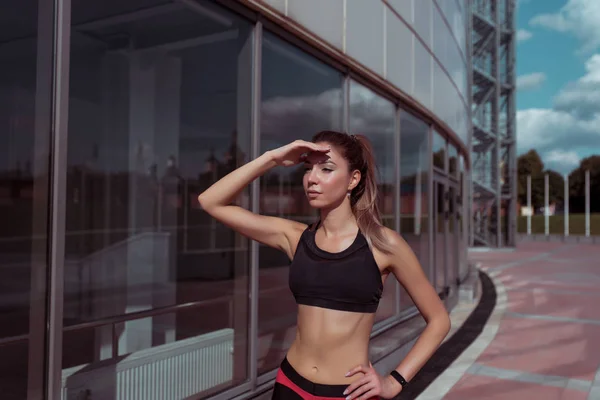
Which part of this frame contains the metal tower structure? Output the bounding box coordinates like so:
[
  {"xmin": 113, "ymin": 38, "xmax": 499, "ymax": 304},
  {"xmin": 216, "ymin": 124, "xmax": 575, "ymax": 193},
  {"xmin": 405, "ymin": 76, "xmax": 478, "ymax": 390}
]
[{"xmin": 470, "ymin": 0, "xmax": 517, "ymax": 247}]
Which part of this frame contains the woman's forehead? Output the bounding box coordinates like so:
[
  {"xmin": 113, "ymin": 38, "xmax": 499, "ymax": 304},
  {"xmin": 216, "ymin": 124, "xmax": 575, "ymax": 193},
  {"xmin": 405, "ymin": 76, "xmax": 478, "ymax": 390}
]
[{"xmin": 305, "ymin": 146, "xmax": 344, "ymax": 165}]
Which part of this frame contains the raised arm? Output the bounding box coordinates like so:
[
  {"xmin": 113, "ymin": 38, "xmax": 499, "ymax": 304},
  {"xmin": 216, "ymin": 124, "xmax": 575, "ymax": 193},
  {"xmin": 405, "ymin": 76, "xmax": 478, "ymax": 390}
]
[{"xmin": 197, "ymin": 140, "xmax": 330, "ymax": 260}]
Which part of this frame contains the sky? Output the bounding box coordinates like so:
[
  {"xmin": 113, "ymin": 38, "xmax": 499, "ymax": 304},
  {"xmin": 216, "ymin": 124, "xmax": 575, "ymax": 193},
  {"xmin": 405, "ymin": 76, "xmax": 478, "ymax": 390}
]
[{"xmin": 516, "ymin": 0, "xmax": 600, "ymax": 174}]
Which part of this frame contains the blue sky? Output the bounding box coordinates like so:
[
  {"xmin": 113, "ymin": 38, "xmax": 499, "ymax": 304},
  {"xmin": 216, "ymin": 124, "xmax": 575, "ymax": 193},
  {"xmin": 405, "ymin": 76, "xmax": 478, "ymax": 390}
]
[{"xmin": 516, "ymin": 0, "xmax": 600, "ymax": 174}]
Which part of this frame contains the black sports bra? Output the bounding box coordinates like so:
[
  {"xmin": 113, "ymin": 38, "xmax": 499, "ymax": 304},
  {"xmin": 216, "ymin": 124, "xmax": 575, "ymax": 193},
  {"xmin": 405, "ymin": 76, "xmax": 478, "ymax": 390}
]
[{"xmin": 289, "ymin": 222, "xmax": 384, "ymax": 313}]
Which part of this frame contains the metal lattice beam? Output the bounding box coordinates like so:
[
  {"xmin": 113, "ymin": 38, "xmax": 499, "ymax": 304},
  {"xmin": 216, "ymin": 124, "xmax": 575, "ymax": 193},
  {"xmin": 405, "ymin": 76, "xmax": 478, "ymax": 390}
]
[{"xmin": 469, "ymin": 0, "xmax": 517, "ymax": 247}]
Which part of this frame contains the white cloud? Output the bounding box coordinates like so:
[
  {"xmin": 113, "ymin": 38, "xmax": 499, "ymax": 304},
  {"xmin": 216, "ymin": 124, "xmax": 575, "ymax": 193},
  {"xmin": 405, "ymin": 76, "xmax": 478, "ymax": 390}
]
[
  {"xmin": 545, "ymin": 150, "xmax": 581, "ymax": 170},
  {"xmin": 553, "ymin": 54, "xmax": 600, "ymax": 119},
  {"xmin": 517, "ymin": 109, "xmax": 600, "ymax": 173},
  {"xmin": 261, "ymin": 86, "xmax": 397, "ymax": 182},
  {"xmin": 517, "ymin": 29, "xmax": 533, "ymax": 42},
  {"xmin": 517, "ymin": 54, "xmax": 600, "ymax": 174},
  {"xmin": 579, "ymin": 54, "xmax": 600, "ymax": 83},
  {"xmin": 516, "ymin": 72, "xmax": 547, "ymax": 90},
  {"xmin": 530, "ymin": 0, "xmax": 600, "ymax": 54}
]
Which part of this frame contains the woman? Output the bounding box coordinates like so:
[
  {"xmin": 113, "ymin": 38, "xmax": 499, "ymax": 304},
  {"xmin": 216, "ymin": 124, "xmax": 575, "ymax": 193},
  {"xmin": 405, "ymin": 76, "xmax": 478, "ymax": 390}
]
[{"xmin": 198, "ymin": 130, "xmax": 450, "ymax": 400}]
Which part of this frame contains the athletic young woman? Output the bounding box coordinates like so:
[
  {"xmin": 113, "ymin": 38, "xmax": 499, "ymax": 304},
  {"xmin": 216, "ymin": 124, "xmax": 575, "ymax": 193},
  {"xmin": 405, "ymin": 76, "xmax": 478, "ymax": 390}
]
[{"xmin": 198, "ymin": 130, "xmax": 451, "ymax": 400}]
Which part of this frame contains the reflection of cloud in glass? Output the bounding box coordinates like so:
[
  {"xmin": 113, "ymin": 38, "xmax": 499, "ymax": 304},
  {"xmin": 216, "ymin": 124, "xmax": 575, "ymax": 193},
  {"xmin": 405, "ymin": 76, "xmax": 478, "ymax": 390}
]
[
  {"xmin": 349, "ymin": 85, "xmax": 395, "ymax": 134},
  {"xmin": 400, "ymin": 112, "xmax": 429, "ymax": 179},
  {"xmin": 262, "ymin": 83, "xmax": 401, "ymax": 183},
  {"xmin": 261, "ymin": 88, "xmax": 343, "ymax": 142},
  {"xmin": 349, "ymin": 81, "xmax": 395, "ymax": 183}
]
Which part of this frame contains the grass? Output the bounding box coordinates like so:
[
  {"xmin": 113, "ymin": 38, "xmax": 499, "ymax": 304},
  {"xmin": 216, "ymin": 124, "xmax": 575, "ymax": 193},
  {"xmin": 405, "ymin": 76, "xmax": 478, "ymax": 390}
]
[{"xmin": 517, "ymin": 214, "xmax": 600, "ymax": 236}]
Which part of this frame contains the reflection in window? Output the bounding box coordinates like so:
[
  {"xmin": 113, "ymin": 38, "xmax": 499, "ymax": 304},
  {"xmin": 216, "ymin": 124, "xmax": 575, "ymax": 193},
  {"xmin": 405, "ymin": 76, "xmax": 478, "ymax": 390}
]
[
  {"xmin": 63, "ymin": 2, "xmax": 252, "ymax": 398},
  {"xmin": 258, "ymin": 31, "xmax": 344, "ymax": 374},
  {"xmin": 0, "ymin": 0, "xmax": 52, "ymax": 397},
  {"xmin": 447, "ymin": 184, "xmax": 458, "ymax": 292},
  {"xmin": 349, "ymin": 80, "xmax": 397, "ymax": 323},
  {"xmin": 399, "ymin": 111, "xmax": 430, "ymax": 310},
  {"xmin": 433, "ymin": 131, "xmax": 446, "ymax": 171},
  {"xmin": 449, "ymin": 144, "xmax": 458, "ymax": 177},
  {"xmin": 458, "ymin": 156, "xmax": 467, "ymax": 280},
  {"xmin": 434, "ymin": 180, "xmax": 446, "ymax": 293}
]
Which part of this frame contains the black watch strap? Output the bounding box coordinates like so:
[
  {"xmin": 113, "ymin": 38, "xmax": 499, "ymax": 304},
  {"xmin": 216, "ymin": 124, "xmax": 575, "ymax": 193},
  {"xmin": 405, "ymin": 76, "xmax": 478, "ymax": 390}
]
[{"xmin": 390, "ymin": 370, "xmax": 408, "ymax": 387}]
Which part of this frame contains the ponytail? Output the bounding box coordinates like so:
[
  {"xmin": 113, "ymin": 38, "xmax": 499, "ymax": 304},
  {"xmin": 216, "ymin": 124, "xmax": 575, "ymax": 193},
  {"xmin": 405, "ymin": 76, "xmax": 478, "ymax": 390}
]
[{"xmin": 351, "ymin": 135, "xmax": 395, "ymax": 255}]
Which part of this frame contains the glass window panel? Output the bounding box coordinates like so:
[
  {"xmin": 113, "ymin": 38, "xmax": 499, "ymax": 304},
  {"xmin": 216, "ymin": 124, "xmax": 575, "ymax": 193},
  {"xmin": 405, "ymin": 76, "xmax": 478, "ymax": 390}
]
[
  {"xmin": 434, "ymin": 180, "xmax": 446, "ymax": 293},
  {"xmin": 0, "ymin": 0, "xmax": 53, "ymax": 397},
  {"xmin": 348, "ymin": 80, "xmax": 396, "ymax": 322},
  {"xmin": 449, "ymin": 144, "xmax": 458, "ymax": 177},
  {"xmin": 460, "ymin": 95, "xmax": 469, "ymax": 144},
  {"xmin": 433, "ymin": 131, "xmax": 446, "ymax": 171},
  {"xmin": 447, "ymin": 184, "xmax": 458, "ymax": 291},
  {"xmin": 346, "ymin": 0, "xmax": 384, "ymax": 75},
  {"xmin": 64, "ymin": 2, "xmax": 253, "ymax": 398},
  {"xmin": 414, "ymin": 41, "xmax": 432, "ymax": 109},
  {"xmin": 399, "ymin": 112, "xmax": 430, "ymax": 310},
  {"xmin": 259, "ymin": 31, "xmax": 344, "ymax": 374},
  {"xmin": 456, "ymin": 103, "xmax": 465, "ymax": 143},
  {"xmin": 433, "ymin": 62, "xmax": 448, "ymax": 127},
  {"xmin": 458, "ymin": 155, "xmax": 467, "ymax": 280}
]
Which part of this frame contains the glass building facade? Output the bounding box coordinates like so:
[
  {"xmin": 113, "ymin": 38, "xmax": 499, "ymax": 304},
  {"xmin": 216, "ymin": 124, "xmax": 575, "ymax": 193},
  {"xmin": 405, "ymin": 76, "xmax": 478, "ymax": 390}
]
[{"xmin": 0, "ymin": 0, "xmax": 470, "ymax": 399}]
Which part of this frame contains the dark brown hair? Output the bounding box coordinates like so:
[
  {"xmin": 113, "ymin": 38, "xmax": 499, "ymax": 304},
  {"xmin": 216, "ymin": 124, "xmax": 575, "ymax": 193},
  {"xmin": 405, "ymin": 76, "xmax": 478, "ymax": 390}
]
[{"xmin": 311, "ymin": 130, "xmax": 394, "ymax": 254}]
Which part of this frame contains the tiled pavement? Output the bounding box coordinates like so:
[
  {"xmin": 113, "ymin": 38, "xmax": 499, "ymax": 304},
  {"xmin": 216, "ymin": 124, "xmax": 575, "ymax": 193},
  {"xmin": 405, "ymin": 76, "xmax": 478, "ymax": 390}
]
[{"xmin": 417, "ymin": 242, "xmax": 600, "ymax": 400}]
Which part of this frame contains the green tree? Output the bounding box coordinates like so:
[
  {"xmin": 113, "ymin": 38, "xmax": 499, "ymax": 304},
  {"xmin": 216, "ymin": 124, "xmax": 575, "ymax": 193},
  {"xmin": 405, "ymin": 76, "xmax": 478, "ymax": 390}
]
[
  {"xmin": 569, "ymin": 155, "xmax": 600, "ymax": 213},
  {"xmin": 517, "ymin": 150, "xmax": 544, "ymax": 210},
  {"xmin": 545, "ymin": 169, "xmax": 565, "ymax": 207}
]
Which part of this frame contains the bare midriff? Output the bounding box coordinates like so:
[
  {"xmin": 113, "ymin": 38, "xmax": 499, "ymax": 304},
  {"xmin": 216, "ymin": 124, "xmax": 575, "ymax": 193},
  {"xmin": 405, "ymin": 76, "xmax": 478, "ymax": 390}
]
[{"xmin": 285, "ymin": 304, "xmax": 375, "ymax": 385}]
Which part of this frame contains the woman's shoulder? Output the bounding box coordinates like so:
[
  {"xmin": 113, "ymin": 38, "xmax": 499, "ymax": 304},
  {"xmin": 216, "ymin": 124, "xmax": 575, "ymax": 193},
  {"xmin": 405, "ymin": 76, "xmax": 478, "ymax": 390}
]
[
  {"xmin": 284, "ymin": 220, "xmax": 312, "ymax": 256},
  {"xmin": 379, "ymin": 226, "xmax": 403, "ymax": 246},
  {"xmin": 372, "ymin": 226, "xmax": 411, "ymax": 264}
]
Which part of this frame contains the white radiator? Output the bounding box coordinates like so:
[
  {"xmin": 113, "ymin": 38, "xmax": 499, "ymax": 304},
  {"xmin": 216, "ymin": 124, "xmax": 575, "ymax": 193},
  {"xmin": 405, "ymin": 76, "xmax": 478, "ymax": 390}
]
[{"xmin": 61, "ymin": 328, "xmax": 234, "ymax": 400}]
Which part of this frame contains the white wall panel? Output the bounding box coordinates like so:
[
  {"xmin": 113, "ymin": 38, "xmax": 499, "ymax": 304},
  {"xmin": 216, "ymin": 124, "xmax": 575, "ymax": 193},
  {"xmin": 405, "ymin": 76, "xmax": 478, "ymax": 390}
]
[
  {"xmin": 386, "ymin": 8, "xmax": 413, "ymax": 96},
  {"xmin": 281, "ymin": 0, "xmax": 468, "ymax": 146},
  {"xmin": 414, "ymin": 0, "xmax": 432, "ymax": 48},
  {"xmin": 260, "ymin": 0, "xmax": 286, "ymax": 14},
  {"xmin": 287, "ymin": 0, "xmax": 344, "ymax": 49},
  {"xmin": 434, "ymin": 0, "xmax": 466, "ymax": 60},
  {"xmin": 433, "ymin": 0, "xmax": 468, "ymax": 116},
  {"xmin": 433, "ymin": 62, "xmax": 446, "ymax": 125},
  {"xmin": 450, "ymin": 42, "xmax": 467, "ymax": 99},
  {"xmin": 450, "ymin": 0, "xmax": 466, "ymax": 57},
  {"xmin": 346, "ymin": 0, "xmax": 384, "ymax": 75},
  {"xmin": 413, "ymin": 40, "xmax": 432, "ymax": 109},
  {"xmin": 434, "ymin": 0, "xmax": 449, "ymax": 25},
  {"xmin": 432, "ymin": 7, "xmax": 448, "ymax": 67},
  {"xmin": 388, "ymin": 0, "xmax": 413, "ymax": 24},
  {"xmin": 458, "ymin": 103, "xmax": 468, "ymax": 143}
]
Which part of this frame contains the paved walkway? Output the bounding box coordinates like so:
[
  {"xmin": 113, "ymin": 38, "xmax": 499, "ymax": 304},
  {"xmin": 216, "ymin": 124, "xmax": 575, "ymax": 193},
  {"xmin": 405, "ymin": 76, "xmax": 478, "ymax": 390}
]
[{"xmin": 419, "ymin": 242, "xmax": 600, "ymax": 400}]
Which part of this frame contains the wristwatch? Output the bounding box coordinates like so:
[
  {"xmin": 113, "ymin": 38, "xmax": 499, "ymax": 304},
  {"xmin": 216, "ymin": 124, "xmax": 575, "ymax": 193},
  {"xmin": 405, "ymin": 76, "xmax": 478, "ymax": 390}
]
[{"xmin": 390, "ymin": 370, "xmax": 408, "ymax": 388}]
